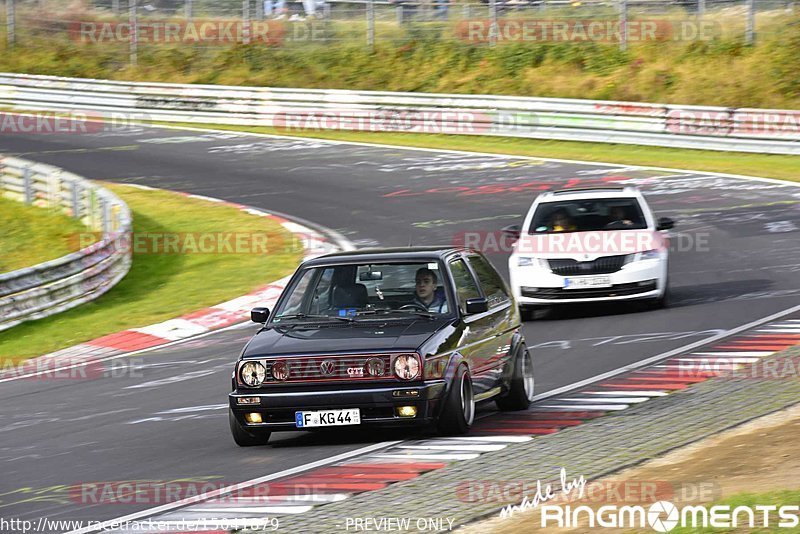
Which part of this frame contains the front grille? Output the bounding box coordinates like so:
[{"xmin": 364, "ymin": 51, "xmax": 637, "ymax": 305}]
[
  {"xmin": 262, "ymin": 353, "xmax": 397, "ymax": 383},
  {"xmin": 522, "ymin": 280, "xmax": 657, "ymax": 300},
  {"xmin": 548, "ymin": 254, "xmax": 627, "ymax": 276}
]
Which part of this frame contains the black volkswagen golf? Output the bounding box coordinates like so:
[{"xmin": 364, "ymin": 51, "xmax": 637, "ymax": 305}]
[{"xmin": 229, "ymin": 247, "xmax": 535, "ymax": 446}]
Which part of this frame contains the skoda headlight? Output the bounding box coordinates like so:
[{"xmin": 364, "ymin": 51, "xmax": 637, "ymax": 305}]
[
  {"xmin": 394, "ymin": 354, "xmax": 421, "ymax": 380},
  {"xmin": 240, "ymin": 361, "xmax": 266, "ymax": 387},
  {"xmin": 516, "ymin": 256, "xmax": 549, "ymax": 269},
  {"xmin": 625, "ymin": 249, "xmax": 661, "ymax": 265}
]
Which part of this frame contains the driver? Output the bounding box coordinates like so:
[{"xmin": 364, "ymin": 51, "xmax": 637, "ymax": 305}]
[{"xmin": 413, "ymin": 268, "xmax": 448, "ymax": 313}]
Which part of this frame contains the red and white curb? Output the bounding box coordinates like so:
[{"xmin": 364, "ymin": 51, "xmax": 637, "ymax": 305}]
[
  {"xmin": 89, "ymin": 315, "xmax": 800, "ymax": 533},
  {"xmin": 0, "ymin": 186, "xmax": 351, "ymax": 380}
]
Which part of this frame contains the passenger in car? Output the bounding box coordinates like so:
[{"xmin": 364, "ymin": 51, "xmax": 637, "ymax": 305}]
[
  {"xmin": 550, "ymin": 209, "xmax": 577, "ymax": 232},
  {"xmin": 413, "ymin": 268, "xmax": 449, "ymax": 313}
]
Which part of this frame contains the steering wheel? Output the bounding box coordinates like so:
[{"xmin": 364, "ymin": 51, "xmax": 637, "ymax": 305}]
[{"xmin": 399, "ymin": 303, "xmax": 429, "ymax": 312}]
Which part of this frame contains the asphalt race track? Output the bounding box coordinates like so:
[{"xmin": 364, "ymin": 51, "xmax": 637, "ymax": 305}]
[{"xmin": 1, "ymin": 125, "xmax": 799, "ymax": 531}]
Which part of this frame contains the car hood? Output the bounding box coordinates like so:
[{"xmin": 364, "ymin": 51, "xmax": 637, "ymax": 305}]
[
  {"xmin": 242, "ymin": 319, "xmax": 450, "ymax": 357},
  {"xmin": 512, "ymin": 229, "xmax": 664, "ymax": 260}
]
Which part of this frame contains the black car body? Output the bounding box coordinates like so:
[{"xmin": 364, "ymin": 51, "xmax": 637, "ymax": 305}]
[{"xmin": 228, "ymin": 247, "xmax": 535, "ymax": 446}]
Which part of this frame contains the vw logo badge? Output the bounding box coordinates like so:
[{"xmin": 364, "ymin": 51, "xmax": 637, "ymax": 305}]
[{"xmin": 320, "ymin": 359, "xmax": 337, "ymax": 376}]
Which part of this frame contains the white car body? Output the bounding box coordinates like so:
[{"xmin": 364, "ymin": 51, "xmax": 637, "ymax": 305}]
[{"xmin": 508, "ymin": 187, "xmax": 670, "ymax": 308}]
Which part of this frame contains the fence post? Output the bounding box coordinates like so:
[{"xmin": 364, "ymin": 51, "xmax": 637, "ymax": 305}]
[
  {"xmin": 243, "ymin": 0, "xmax": 251, "ymax": 44},
  {"xmin": 255, "ymin": 0, "xmax": 263, "ymax": 20},
  {"xmin": 367, "ymin": 0, "xmax": 375, "ymax": 48},
  {"xmin": 23, "ymin": 167, "xmax": 33, "ymax": 205},
  {"xmin": 71, "ymin": 180, "xmax": 81, "ymax": 220},
  {"xmin": 489, "ymin": 0, "xmax": 497, "ymax": 46},
  {"xmin": 129, "ymin": 0, "xmax": 137, "ymax": 66},
  {"xmin": 698, "ymin": 0, "xmax": 705, "ymax": 16},
  {"xmin": 745, "ymin": 0, "xmax": 755, "ymax": 44},
  {"xmin": 618, "ymin": 0, "xmax": 627, "ymax": 51},
  {"xmin": 185, "ymin": 0, "xmax": 192, "ymax": 20},
  {"xmin": 112, "ymin": 0, "xmax": 120, "ymax": 15},
  {"xmin": 396, "ymin": 4, "xmax": 403, "ymax": 24},
  {"xmin": 6, "ymin": 0, "xmax": 15, "ymax": 47}
]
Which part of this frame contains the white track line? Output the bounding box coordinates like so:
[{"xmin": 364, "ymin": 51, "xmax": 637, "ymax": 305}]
[
  {"xmin": 530, "ymin": 303, "xmax": 800, "ymax": 403},
  {"xmin": 62, "ymin": 440, "xmax": 400, "ymax": 534}
]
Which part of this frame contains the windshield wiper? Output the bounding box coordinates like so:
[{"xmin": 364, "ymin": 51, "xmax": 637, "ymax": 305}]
[
  {"xmin": 355, "ymin": 309, "xmax": 437, "ymax": 320},
  {"xmin": 273, "ymin": 313, "xmax": 353, "ymax": 323}
]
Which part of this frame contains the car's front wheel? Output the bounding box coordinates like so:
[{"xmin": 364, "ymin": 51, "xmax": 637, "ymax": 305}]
[
  {"xmin": 229, "ymin": 409, "xmax": 271, "ymax": 446},
  {"xmin": 496, "ymin": 344, "xmax": 535, "ymax": 411},
  {"xmin": 437, "ymin": 364, "xmax": 474, "ymax": 435}
]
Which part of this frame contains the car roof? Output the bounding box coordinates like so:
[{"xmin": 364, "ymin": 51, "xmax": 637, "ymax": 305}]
[
  {"xmin": 302, "ymin": 246, "xmax": 470, "ymax": 267},
  {"xmin": 536, "ymin": 186, "xmax": 641, "ymax": 202}
]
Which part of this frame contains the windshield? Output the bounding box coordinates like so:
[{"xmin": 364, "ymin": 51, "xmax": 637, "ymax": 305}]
[
  {"xmin": 271, "ymin": 261, "xmax": 453, "ymax": 322},
  {"xmin": 529, "ymin": 198, "xmax": 648, "ymax": 234}
]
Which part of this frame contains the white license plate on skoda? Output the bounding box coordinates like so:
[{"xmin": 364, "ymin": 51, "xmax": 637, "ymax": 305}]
[
  {"xmin": 295, "ymin": 408, "xmax": 361, "ymax": 428},
  {"xmin": 564, "ymin": 276, "xmax": 612, "ymax": 289}
]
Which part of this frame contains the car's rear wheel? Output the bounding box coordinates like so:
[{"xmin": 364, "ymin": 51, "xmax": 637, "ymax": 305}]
[
  {"xmin": 437, "ymin": 364, "xmax": 474, "ymax": 435},
  {"xmin": 496, "ymin": 345, "xmax": 535, "ymax": 411},
  {"xmin": 229, "ymin": 409, "xmax": 271, "ymax": 446}
]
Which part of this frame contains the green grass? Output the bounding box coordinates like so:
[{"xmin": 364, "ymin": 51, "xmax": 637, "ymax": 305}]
[
  {"xmin": 0, "ymin": 184, "xmax": 302, "ymax": 363},
  {"xmin": 1, "ymin": 10, "xmax": 799, "ymax": 108},
  {"xmin": 158, "ymin": 122, "xmax": 800, "ymax": 183},
  {"xmin": 669, "ymin": 489, "xmax": 800, "ymax": 533},
  {"xmin": 0, "ymin": 197, "xmax": 90, "ymax": 272}
]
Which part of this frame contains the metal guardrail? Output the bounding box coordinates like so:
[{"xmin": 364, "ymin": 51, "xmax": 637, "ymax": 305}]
[
  {"xmin": 0, "ymin": 72, "xmax": 798, "ymax": 154},
  {"xmin": 0, "ymin": 155, "xmax": 132, "ymax": 332}
]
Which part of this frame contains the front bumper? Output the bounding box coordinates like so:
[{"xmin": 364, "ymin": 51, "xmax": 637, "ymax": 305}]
[
  {"xmin": 510, "ymin": 258, "xmax": 667, "ymax": 305},
  {"xmin": 230, "ymin": 380, "xmax": 447, "ymax": 431}
]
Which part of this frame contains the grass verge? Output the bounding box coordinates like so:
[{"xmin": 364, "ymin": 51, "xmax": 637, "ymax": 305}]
[
  {"xmin": 0, "ymin": 197, "xmax": 89, "ymax": 272},
  {"xmin": 0, "ymin": 183, "xmax": 302, "ymax": 363},
  {"xmin": 159, "ymin": 122, "xmax": 800, "ymax": 183}
]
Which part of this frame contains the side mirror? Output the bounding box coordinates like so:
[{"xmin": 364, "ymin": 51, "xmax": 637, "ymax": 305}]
[
  {"xmin": 501, "ymin": 224, "xmax": 522, "ymax": 240},
  {"xmin": 465, "ymin": 297, "xmax": 489, "ymax": 315},
  {"xmin": 251, "ymin": 307, "xmax": 270, "ymax": 323},
  {"xmin": 657, "ymin": 217, "xmax": 675, "ymax": 231}
]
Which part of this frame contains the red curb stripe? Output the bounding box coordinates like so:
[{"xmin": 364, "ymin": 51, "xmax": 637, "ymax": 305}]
[
  {"xmin": 714, "ymin": 345, "xmax": 793, "ymax": 351},
  {"xmin": 337, "ymin": 462, "xmax": 447, "ymax": 471},
  {"xmin": 268, "ymin": 481, "xmax": 387, "ymax": 492},
  {"xmin": 629, "ymin": 373, "xmax": 710, "ymax": 383},
  {"xmin": 597, "ymin": 382, "xmax": 688, "ymax": 390},
  {"xmin": 299, "ymin": 471, "xmax": 420, "ymax": 481},
  {"xmin": 474, "ymin": 427, "xmax": 561, "ymax": 435},
  {"xmin": 86, "ymin": 330, "xmax": 168, "ymax": 350},
  {"xmin": 476, "ymin": 420, "xmax": 584, "ymax": 428},
  {"xmin": 521, "ymin": 411, "xmax": 606, "ymax": 419}
]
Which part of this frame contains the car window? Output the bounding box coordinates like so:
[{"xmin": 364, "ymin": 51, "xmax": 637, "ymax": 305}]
[
  {"xmin": 448, "ymin": 258, "xmax": 481, "ymax": 312},
  {"xmin": 529, "ymin": 198, "xmax": 648, "ymax": 233},
  {"xmin": 467, "ymin": 255, "xmax": 509, "ymax": 308}
]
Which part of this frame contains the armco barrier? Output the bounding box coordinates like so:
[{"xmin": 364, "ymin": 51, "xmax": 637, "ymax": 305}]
[
  {"xmin": 0, "ymin": 155, "xmax": 132, "ymax": 332},
  {"xmin": 0, "ymin": 72, "xmax": 799, "ymax": 154}
]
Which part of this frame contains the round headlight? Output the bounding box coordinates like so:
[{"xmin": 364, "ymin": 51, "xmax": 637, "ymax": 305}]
[
  {"xmin": 240, "ymin": 361, "xmax": 266, "ymax": 387},
  {"xmin": 271, "ymin": 360, "xmax": 290, "ymax": 381},
  {"xmin": 365, "ymin": 357, "xmax": 385, "ymax": 377},
  {"xmin": 394, "ymin": 354, "xmax": 420, "ymax": 380}
]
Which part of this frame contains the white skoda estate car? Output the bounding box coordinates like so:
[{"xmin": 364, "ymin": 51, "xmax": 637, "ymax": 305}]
[{"xmin": 506, "ymin": 187, "xmax": 674, "ymax": 319}]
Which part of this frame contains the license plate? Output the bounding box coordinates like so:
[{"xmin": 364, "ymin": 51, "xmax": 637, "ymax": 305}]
[
  {"xmin": 295, "ymin": 408, "xmax": 361, "ymax": 428},
  {"xmin": 564, "ymin": 276, "xmax": 612, "ymax": 289}
]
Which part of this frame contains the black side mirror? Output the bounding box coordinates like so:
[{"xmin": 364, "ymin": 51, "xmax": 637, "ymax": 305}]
[
  {"xmin": 657, "ymin": 217, "xmax": 675, "ymax": 231},
  {"xmin": 251, "ymin": 307, "xmax": 270, "ymax": 323},
  {"xmin": 465, "ymin": 297, "xmax": 489, "ymax": 315},
  {"xmin": 501, "ymin": 224, "xmax": 522, "ymax": 240}
]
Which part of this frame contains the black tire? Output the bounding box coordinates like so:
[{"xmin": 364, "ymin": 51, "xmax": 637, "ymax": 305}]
[
  {"xmin": 229, "ymin": 409, "xmax": 271, "ymax": 447},
  {"xmin": 519, "ymin": 305, "xmax": 536, "ymax": 321},
  {"xmin": 437, "ymin": 364, "xmax": 474, "ymax": 436},
  {"xmin": 649, "ymin": 280, "xmax": 670, "ymax": 310},
  {"xmin": 496, "ymin": 345, "xmax": 535, "ymax": 411}
]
